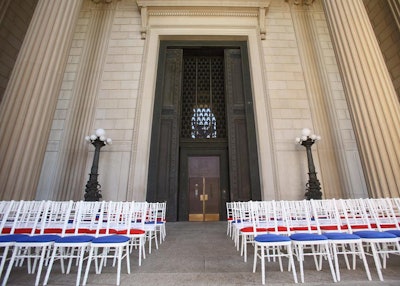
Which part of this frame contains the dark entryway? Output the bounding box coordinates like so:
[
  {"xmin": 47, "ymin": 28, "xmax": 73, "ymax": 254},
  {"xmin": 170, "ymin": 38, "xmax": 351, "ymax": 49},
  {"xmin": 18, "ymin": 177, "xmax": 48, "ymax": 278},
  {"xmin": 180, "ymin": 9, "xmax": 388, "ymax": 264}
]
[{"xmin": 147, "ymin": 41, "xmax": 261, "ymax": 221}]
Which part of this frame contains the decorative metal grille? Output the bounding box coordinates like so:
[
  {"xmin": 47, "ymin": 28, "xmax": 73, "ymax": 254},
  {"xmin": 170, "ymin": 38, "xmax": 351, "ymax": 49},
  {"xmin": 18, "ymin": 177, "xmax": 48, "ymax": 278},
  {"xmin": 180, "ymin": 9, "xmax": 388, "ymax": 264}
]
[{"xmin": 181, "ymin": 56, "xmax": 226, "ymax": 139}]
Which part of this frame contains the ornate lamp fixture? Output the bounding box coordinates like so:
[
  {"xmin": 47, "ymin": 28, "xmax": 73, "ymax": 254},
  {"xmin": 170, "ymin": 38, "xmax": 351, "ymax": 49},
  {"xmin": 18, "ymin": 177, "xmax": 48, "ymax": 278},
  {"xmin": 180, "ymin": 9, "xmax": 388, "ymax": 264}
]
[
  {"xmin": 84, "ymin": 128, "xmax": 112, "ymax": 201},
  {"xmin": 295, "ymin": 128, "xmax": 322, "ymax": 200}
]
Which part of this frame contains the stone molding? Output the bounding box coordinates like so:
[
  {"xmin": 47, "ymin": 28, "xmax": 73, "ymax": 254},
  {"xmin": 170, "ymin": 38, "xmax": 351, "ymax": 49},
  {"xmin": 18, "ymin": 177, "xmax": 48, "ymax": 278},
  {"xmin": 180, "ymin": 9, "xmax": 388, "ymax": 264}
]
[
  {"xmin": 285, "ymin": 0, "xmax": 315, "ymax": 5},
  {"xmin": 136, "ymin": 0, "xmax": 270, "ymax": 39}
]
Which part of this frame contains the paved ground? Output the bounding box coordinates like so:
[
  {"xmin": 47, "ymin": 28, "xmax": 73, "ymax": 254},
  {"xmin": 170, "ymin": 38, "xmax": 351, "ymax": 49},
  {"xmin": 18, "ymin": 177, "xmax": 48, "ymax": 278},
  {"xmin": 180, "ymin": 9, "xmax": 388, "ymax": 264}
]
[{"xmin": 3, "ymin": 221, "xmax": 400, "ymax": 285}]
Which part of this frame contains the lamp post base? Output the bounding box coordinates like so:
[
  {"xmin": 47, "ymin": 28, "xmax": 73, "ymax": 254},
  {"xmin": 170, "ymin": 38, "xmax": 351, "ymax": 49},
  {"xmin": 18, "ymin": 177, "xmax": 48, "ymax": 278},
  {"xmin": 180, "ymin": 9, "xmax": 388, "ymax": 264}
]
[
  {"xmin": 84, "ymin": 173, "xmax": 102, "ymax": 201},
  {"xmin": 304, "ymin": 177, "xmax": 322, "ymax": 200}
]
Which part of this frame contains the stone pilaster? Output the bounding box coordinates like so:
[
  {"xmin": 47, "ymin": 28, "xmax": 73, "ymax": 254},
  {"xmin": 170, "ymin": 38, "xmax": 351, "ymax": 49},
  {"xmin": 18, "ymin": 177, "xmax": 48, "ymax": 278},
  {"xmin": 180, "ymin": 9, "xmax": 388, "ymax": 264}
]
[
  {"xmin": 0, "ymin": 0, "xmax": 84, "ymax": 200},
  {"xmin": 289, "ymin": 3, "xmax": 344, "ymax": 199},
  {"xmin": 323, "ymin": 0, "xmax": 400, "ymax": 197},
  {"xmin": 52, "ymin": 1, "xmax": 117, "ymax": 201}
]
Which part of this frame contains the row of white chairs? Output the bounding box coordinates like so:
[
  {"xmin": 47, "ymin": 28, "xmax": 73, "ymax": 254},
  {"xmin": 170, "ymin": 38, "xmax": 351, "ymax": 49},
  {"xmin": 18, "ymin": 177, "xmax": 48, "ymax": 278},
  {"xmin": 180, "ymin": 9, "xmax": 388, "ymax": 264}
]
[
  {"xmin": 0, "ymin": 200, "xmax": 167, "ymax": 286},
  {"xmin": 226, "ymin": 198, "xmax": 400, "ymax": 284}
]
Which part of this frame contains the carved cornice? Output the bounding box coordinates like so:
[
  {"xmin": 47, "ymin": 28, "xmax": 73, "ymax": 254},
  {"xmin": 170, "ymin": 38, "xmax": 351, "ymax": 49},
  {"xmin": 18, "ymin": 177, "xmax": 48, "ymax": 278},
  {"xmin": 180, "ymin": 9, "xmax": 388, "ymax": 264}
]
[
  {"xmin": 92, "ymin": 0, "xmax": 113, "ymax": 3},
  {"xmin": 136, "ymin": 0, "xmax": 270, "ymax": 40},
  {"xmin": 285, "ymin": 0, "xmax": 315, "ymax": 5}
]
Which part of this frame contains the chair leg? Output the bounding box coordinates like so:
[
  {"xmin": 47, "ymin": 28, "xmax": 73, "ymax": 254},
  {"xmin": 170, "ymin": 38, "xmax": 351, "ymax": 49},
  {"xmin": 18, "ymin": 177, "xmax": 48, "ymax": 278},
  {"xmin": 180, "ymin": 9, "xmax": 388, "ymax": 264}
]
[
  {"xmin": 2, "ymin": 245, "xmax": 19, "ymax": 286},
  {"xmin": 43, "ymin": 245, "xmax": 58, "ymax": 286},
  {"xmin": 0, "ymin": 245, "xmax": 10, "ymax": 279},
  {"xmin": 357, "ymin": 241, "xmax": 372, "ymax": 281},
  {"xmin": 116, "ymin": 247, "xmax": 122, "ymax": 286},
  {"xmin": 75, "ymin": 246, "xmax": 87, "ymax": 286},
  {"xmin": 369, "ymin": 242, "xmax": 384, "ymax": 281},
  {"xmin": 287, "ymin": 246, "xmax": 298, "ymax": 283},
  {"xmin": 34, "ymin": 246, "xmax": 48, "ymax": 286},
  {"xmin": 82, "ymin": 247, "xmax": 94, "ymax": 286},
  {"xmin": 325, "ymin": 244, "xmax": 337, "ymax": 283},
  {"xmin": 252, "ymin": 244, "xmax": 258, "ymax": 273}
]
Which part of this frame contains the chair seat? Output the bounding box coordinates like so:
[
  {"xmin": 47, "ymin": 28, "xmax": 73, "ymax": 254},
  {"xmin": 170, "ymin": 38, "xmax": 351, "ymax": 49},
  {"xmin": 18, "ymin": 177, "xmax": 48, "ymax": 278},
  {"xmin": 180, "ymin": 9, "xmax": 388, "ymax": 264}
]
[
  {"xmin": 290, "ymin": 226, "xmax": 318, "ymax": 231},
  {"xmin": 129, "ymin": 229, "xmax": 146, "ymax": 235},
  {"xmin": 240, "ymin": 227, "xmax": 268, "ymax": 233},
  {"xmin": 13, "ymin": 228, "xmax": 33, "ymax": 234},
  {"xmin": 385, "ymin": 229, "xmax": 400, "ymax": 237},
  {"xmin": 43, "ymin": 228, "xmax": 63, "ymax": 234},
  {"xmin": 290, "ymin": 233, "xmax": 328, "ymax": 241},
  {"xmin": 255, "ymin": 233, "xmax": 291, "ymax": 243},
  {"xmin": 324, "ymin": 232, "xmax": 360, "ymax": 240},
  {"xmin": 17, "ymin": 235, "xmax": 61, "ymax": 243},
  {"xmin": 0, "ymin": 234, "xmax": 29, "ymax": 242},
  {"xmin": 74, "ymin": 228, "xmax": 97, "ymax": 234},
  {"xmin": 354, "ymin": 230, "xmax": 397, "ymax": 239},
  {"xmin": 266, "ymin": 226, "xmax": 288, "ymax": 232},
  {"xmin": 55, "ymin": 235, "xmax": 94, "ymax": 243},
  {"xmin": 344, "ymin": 224, "xmax": 369, "ymax": 230},
  {"xmin": 320, "ymin": 225, "xmax": 346, "ymax": 231},
  {"xmin": 92, "ymin": 235, "xmax": 130, "ymax": 244}
]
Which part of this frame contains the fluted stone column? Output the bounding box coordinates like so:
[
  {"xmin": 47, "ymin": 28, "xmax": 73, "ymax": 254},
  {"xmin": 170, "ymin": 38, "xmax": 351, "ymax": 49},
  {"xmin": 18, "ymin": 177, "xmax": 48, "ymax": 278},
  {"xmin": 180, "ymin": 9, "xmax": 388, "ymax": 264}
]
[
  {"xmin": 290, "ymin": 4, "xmax": 344, "ymax": 199},
  {"xmin": 0, "ymin": 0, "xmax": 84, "ymax": 200},
  {"xmin": 323, "ymin": 0, "xmax": 400, "ymax": 197},
  {"xmin": 52, "ymin": 2, "xmax": 117, "ymax": 201}
]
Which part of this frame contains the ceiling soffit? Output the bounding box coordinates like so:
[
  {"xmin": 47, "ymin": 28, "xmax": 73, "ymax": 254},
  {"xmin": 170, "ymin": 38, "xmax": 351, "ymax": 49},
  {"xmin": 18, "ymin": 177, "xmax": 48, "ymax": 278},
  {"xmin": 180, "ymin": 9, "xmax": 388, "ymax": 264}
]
[{"xmin": 136, "ymin": 0, "xmax": 271, "ymax": 39}]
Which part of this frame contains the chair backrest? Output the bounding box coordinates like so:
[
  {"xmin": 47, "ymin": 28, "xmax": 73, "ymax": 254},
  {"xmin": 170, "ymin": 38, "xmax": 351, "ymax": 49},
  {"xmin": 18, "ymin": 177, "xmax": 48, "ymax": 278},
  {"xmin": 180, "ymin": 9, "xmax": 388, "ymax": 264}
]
[
  {"xmin": 248, "ymin": 201, "xmax": 262, "ymax": 230},
  {"xmin": 337, "ymin": 198, "xmax": 373, "ymax": 233},
  {"xmin": 1, "ymin": 201, "xmax": 24, "ymax": 234},
  {"xmin": 38, "ymin": 200, "xmax": 74, "ymax": 235},
  {"xmin": 72, "ymin": 201, "xmax": 105, "ymax": 236},
  {"xmin": 130, "ymin": 201, "xmax": 147, "ymax": 230},
  {"xmin": 282, "ymin": 200, "xmax": 316, "ymax": 234},
  {"xmin": 310, "ymin": 199, "xmax": 344, "ymax": 234},
  {"xmin": 146, "ymin": 202, "xmax": 159, "ymax": 227},
  {"xmin": 366, "ymin": 198, "xmax": 399, "ymax": 231},
  {"xmin": 237, "ymin": 201, "xmax": 253, "ymax": 225},
  {"xmin": 389, "ymin": 197, "xmax": 400, "ymax": 226},
  {"xmin": 253, "ymin": 200, "xmax": 280, "ymax": 233},
  {"xmin": 226, "ymin": 202, "xmax": 234, "ymax": 221},
  {"xmin": 0, "ymin": 201, "xmax": 14, "ymax": 234},
  {"xmin": 11, "ymin": 200, "xmax": 46, "ymax": 235},
  {"xmin": 157, "ymin": 202, "xmax": 167, "ymax": 223},
  {"xmin": 102, "ymin": 201, "xmax": 133, "ymax": 235}
]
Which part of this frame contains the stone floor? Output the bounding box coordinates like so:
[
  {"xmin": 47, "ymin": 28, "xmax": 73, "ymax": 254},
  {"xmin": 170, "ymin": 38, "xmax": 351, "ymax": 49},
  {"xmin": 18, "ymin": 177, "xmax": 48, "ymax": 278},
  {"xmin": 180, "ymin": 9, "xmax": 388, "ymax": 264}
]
[{"xmin": 3, "ymin": 221, "xmax": 400, "ymax": 285}]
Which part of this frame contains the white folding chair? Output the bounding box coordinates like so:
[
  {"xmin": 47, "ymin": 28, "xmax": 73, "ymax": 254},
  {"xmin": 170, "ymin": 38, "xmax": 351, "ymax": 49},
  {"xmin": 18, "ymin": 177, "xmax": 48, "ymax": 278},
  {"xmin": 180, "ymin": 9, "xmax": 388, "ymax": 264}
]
[
  {"xmin": 230, "ymin": 202, "xmax": 247, "ymax": 248},
  {"xmin": 365, "ymin": 198, "xmax": 400, "ymax": 259},
  {"xmin": 388, "ymin": 197, "xmax": 400, "ymax": 227},
  {"xmin": 126, "ymin": 201, "xmax": 147, "ymax": 266},
  {"xmin": 43, "ymin": 201, "xmax": 100, "ymax": 286},
  {"xmin": 82, "ymin": 201, "xmax": 130, "ymax": 286},
  {"xmin": 239, "ymin": 201, "xmax": 268, "ymax": 262},
  {"xmin": 231, "ymin": 201, "xmax": 253, "ymax": 251},
  {"xmin": 284, "ymin": 200, "xmax": 337, "ymax": 283},
  {"xmin": 155, "ymin": 202, "xmax": 167, "ymax": 244},
  {"xmin": 0, "ymin": 201, "xmax": 28, "ymax": 279},
  {"xmin": 252, "ymin": 200, "xmax": 298, "ymax": 284},
  {"xmin": 226, "ymin": 202, "xmax": 234, "ymax": 237},
  {"xmin": 367, "ymin": 198, "xmax": 400, "ymax": 235},
  {"xmin": 2, "ymin": 201, "xmax": 61, "ymax": 286},
  {"xmin": 311, "ymin": 199, "xmax": 371, "ymax": 282},
  {"xmin": 144, "ymin": 203, "xmax": 159, "ymax": 254},
  {"xmin": 338, "ymin": 198, "xmax": 400, "ymax": 281}
]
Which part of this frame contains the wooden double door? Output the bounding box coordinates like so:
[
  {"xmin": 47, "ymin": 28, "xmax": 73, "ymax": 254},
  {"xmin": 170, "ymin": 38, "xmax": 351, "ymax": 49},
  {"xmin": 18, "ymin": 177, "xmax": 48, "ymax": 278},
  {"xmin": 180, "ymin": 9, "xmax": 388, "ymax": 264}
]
[
  {"xmin": 180, "ymin": 144, "xmax": 229, "ymax": 222},
  {"xmin": 147, "ymin": 41, "xmax": 261, "ymax": 221}
]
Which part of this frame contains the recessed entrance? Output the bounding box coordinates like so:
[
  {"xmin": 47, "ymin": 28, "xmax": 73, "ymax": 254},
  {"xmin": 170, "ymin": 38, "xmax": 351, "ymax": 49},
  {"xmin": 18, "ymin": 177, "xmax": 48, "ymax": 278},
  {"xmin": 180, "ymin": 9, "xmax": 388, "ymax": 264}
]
[{"xmin": 147, "ymin": 41, "xmax": 261, "ymax": 221}]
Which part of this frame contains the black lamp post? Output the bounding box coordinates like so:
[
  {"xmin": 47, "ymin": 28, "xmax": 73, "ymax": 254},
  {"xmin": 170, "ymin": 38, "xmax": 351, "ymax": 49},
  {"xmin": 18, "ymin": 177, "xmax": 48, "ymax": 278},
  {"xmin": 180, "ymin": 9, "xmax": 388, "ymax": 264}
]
[
  {"xmin": 296, "ymin": 128, "xmax": 322, "ymax": 200},
  {"xmin": 84, "ymin": 128, "xmax": 112, "ymax": 201}
]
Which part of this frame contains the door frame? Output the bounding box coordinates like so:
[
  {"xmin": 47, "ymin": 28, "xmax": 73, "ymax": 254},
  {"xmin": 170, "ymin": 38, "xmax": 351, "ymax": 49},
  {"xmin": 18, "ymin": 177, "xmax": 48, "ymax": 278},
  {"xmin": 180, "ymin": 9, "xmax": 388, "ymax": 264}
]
[
  {"xmin": 179, "ymin": 140, "xmax": 229, "ymax": 221},
  {"xmin": 146, "ymin": 41, "xmax": 262, "ymax": 221}
]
